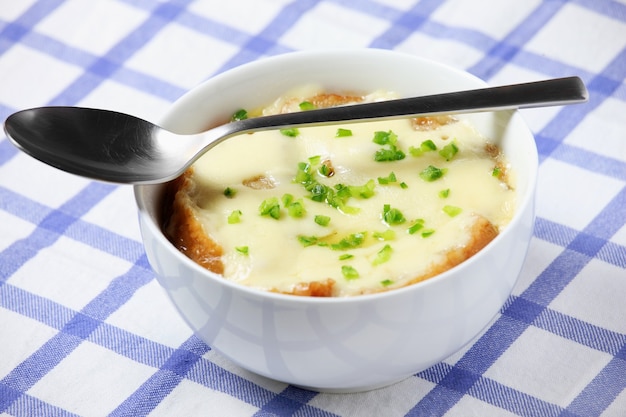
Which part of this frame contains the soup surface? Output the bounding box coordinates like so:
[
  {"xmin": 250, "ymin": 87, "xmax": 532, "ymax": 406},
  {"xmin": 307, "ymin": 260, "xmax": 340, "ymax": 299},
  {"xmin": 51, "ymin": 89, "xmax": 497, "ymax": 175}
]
[{"xmin": 164, "ymin": 88, "xmax": 516, "ymax": 296}]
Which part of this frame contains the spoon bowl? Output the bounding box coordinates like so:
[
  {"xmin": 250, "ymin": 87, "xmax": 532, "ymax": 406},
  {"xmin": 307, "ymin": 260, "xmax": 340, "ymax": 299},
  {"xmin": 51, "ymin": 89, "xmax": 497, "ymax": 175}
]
[{"xmin": 4, "ymin": 76, "xmax": 587, "ymax": 184}]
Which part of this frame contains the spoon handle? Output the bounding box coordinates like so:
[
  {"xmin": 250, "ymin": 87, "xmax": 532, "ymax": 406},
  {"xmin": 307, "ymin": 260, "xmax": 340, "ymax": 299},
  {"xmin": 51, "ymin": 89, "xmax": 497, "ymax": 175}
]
[{"xmin": 233, "ymin": 76, "xmax": 588, "ymax": 133}]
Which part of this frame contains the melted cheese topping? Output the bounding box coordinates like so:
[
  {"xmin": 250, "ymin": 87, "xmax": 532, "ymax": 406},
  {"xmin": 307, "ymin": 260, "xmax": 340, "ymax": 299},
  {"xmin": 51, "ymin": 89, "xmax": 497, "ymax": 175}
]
[{"xmin": 182, "ymin": 107, "xmax": 516, "ymax": 296}]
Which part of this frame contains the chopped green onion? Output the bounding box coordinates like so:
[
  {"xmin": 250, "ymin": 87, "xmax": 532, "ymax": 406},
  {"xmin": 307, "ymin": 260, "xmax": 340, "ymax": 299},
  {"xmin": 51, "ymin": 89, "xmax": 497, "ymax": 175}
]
[
  {"xmin": 377, "ymin": 172, "xmax": 397, "ymax": 185},
  {"xmin": 294, "ymin": 159, "xmax": 368, "ymax": 213},
  {"xmin": 224, "ymin": 187, "xmax": 237, "ymax": 198},
  {"xmin": 227, "ymin": 210, "xmax": 242, "ymax": 224},
  {"xmin": 443, "ymin": 205, "xmax": 462, "ymax": 217},
  {"xmin": 372, "ymin": 244, "xmax": 393, "ymax": 266},
  {"xmin": 309, "ymin": 183, "xmax": 329, "ymax": 202},
  {"xmin": 409, "ymin": 140, "xmax": 437, "ymax": 156},
  {"xmin": 299, "ymin": 101, "xmax": 316, "ymax": 111},
  {"xmin": 439, "ymin": 188, "xmax": 450, "ymax": 198},
  {"xmin": 297, "ymin": 235, "xmax": 319, "ymax": 247},
  {"xmin": 318, "ymin": 163, "xmax": 332, "ymax": 177},
  {"xmin": 259, "ymin": 197, "xmax": 281, "ymax": 220},
  {"xmin": 348, "ymin": 179, "xmax": 376, "ymax": 199},
  {"xmin": 439, "ymin": 141, "xmax": 459, "ymax": 161},
  {"xmin": 419, "ymin": 165, "xmax": 447, "ymax": 182},
  {"xmin": 280, "ymin": 128, "xmax": 300, "ymax": 137},
  {"xmin": 282, "ymin": 193, "xmax": 294, "ymax": 206},
  {"xmin": 407, "ymin": 219, "xmax": 425, "ymax": 235},
  {"xmin": 308, "ymin": 155, "xmax": 321, "ymax": 165},
  {"xmin": 492, "ymin": 166, "xmax": 502, "ymax": 178},
  {"xmin": 231, "ymin": 109, "xmax": 248, "ymax": 121},
  {"xmin": 339, "ymin": 254, "xmax": 354, "ymax": 260},
  {"xmin": 287, "ymin": 200, "xmax": 306, "ymax": 218},
  {"xmin": 331, "ymin": 232, "xmax": 367, "ymax": 251},
  {"xmin": 235, "ymin": 246, "xmax": 249, "ymax": 255},
  {"xmin": 282, "ymin": 194, "xmax": 306, "ymax": 218},
  {"xmin": 373, "ymin": 130, "xmax": 405, "ymax": 162},
  {"xmin": 421, "ymin": 229, "xmax": 435, "ymax": 238},
  {"xmin": 314, "ymin": 214, "xmax": 331, "ymax": 226},
  {"xmin": 341, "ymin": 265, "xmax": 360, "ymax": 280},
  {"xmin": 381, "ymin": 279, "xmax": 394, "ymax": 287},
  {"xmin": 336, "ymin": 128, "xmax": 353, "ymax": 137},
  {"xmin": 372, "ymin": 130, "xmax": 398, "ymax": 145},
  {"xmin": 373, "ymin": 229, "xmax": 396, "ymax": 241},
  {"xmin": 382, "ymin": 204, "xmax": 406, "ymax": 225},
  {"xmin": 400, "ymin": 182, "xmax": 408, "ymax": 189},
  {"xmin": 374, "ymin": 147, "xmax": 405, "ymax": 162}
]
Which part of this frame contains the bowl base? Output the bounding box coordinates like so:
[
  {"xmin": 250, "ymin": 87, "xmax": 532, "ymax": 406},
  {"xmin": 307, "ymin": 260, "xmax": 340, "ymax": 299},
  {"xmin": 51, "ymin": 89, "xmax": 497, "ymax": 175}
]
[{"xmin": 294, "ymin": 375, "xmax": 411, "ymax": 394}]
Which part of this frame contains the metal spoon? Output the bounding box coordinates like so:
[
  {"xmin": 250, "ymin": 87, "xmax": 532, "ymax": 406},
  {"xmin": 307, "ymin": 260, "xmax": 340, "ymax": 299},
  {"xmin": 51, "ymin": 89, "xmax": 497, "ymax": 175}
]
[{"xmin": 4, "ymin": 76, "xmax": 587, "ymax": 184}]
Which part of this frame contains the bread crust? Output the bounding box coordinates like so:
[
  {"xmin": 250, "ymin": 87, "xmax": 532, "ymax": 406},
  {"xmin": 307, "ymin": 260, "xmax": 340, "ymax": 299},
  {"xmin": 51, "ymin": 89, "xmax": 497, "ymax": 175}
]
[{"xmin": 164, "ymin": 171, "xmax": 224, "ymax": 274}]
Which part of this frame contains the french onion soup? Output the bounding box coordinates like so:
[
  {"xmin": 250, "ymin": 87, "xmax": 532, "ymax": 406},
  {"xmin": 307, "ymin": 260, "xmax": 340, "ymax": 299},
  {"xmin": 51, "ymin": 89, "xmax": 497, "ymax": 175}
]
[{"xmin": 163, "ymin": 88, "xmax": 516, "ymax": 297}]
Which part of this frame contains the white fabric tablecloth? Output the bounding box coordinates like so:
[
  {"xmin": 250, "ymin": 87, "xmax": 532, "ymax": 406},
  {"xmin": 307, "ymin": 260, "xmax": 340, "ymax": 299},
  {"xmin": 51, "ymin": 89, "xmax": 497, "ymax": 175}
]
[{"xmin": 1, "ymin": 1, "xmax": 625, "ymax": 416}]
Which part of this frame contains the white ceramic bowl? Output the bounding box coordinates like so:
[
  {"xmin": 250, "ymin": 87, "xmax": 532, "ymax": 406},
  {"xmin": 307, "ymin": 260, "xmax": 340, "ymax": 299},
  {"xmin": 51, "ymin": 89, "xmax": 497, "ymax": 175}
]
[{"xmin": 134, "ymin": 49, "xmax": 537, "ymax": 392}]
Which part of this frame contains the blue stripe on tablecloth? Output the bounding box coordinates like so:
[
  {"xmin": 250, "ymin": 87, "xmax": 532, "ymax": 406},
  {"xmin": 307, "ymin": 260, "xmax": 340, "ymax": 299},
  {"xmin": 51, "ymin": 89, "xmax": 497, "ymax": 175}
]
[
  {"xmin": 412, "ymin": 302, "xmax": 626, "ymax": 417},
  {"xmin": 0, "ymin": 183, "xmax": 117, "ymax": 281},
  {"xmin": 1, "ymin": 391, "xmax": 80, "ymax": 417},
  {"xmin": 251, "ymin": 386, "xmax": 338, "ymax": 417},
  {"xmin": 211, "ymin": 0, "xmax": 322, "ymax": 74},
  {"xmin": 0, "ymin": 186, "xmax": 144, "ymax": 265},
  {"xmin": 574, "ymin": 0, "xmax": 626, "ymax": 21},
  {"xmin": 0, "ymin": 259, "xmax": 154, "ymax": 413},
  {"xmin": 468, "ymin": 1, "xmax": 564, "ymax": 80},
  {"xmin": 0, "ymin": 0, "xmax": 63, "ymax": 57},
  {"xmin": 108, "ymin": 336, "xmax": 211, "ymax": 417},
  {"xmin": 367, "ymin": 0, "xmax": 440, "ymax": 48},
  {"xmin": 49, "ymin": 1, "xmax": 193, "ymax": 106}
]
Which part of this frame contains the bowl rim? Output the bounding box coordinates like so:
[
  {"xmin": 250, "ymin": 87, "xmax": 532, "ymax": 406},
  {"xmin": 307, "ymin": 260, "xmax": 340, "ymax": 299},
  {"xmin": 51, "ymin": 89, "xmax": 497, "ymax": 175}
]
[{"xmin": 135, "ymin": 48, "xmax": 538, "ymax": 305}]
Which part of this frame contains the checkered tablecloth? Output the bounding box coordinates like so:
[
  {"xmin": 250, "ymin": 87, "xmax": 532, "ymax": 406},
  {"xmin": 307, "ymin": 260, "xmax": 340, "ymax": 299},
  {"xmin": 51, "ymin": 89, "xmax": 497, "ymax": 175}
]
[{"xmin": 1, "ymin": 1, "xmax": 625, "ymax": 416}]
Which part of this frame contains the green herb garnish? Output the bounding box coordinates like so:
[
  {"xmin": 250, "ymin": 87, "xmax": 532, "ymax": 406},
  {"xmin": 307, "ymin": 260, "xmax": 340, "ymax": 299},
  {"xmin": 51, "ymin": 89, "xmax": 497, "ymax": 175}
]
[
  {"xmin": 382, "ymin": 204, "xmax": 406, "ymax": 225},
  {"xmin": 377, "ymin": 172, "xmax": 397, "ymax": 185},
  {"xmin": 336, "ymin": 128, "xmax": 353, "ymax": 137},
  {"xmin": 421, "ymin": 229, "xmax": 435, "ymax": 238},
  {"xmin": 297, "ymin": 235, "xmax": 319, "ymax": 247},
  {"xmin": 331, "ymin": 232, "xmax": 367, "ymax": 251},
  {"xmin": 280, "ymin": 128, "xmax": 300, "ymax": 137},
  {"xmin": 374, "ymin": 148, "xmax": 406, "ymax": 162},
  {"xmin": 443, "ymin": 205, "xmax": 462, "ymax": 217},
  {"xmin": 287, "ymin": 200, "xmax": 306, "ymax": 218},
  {"xmin": 224, "ymin": 187, "xmax": 237, "ymax": 198},
  {"xmin": 339, "ymin": 254, "xmax": 354, "ymax": 260},
  {"xmin": 373, "ymin": 130, "xmax": 405, "ymax": 162},
  {"xmin": 409, "ymin": 140, "xmax": 437, "ymax": 156},
  {"xmin": 235, "ymin": 246, "xmax": 249, "ymax": 255},
  {"xmin": 231, "ymin": 109, "xmax": 248, "ymax": 121},
  {"xmin": 372, "ymin": 244, "xmax": 393, "ymax": 266},
  {"xmin": 407, "ymin": 219, "xmax": 425, "ymax": 235},
  {"xmin": 381, "ymin": 279, "xmax": 394, "ymax": 287},
  {"xmin": 439, "ymin": 188, "xmax": 450, "ymax": 198},
  {"xmin": 299, "ymin": 101, "xmax": 315, "ymax": 111},
  {"xmin": 341, "ymin": 265, "xmax": 360, "ymax": 280},
  {"xmin": 228, "ymin": 210, "xmax": 242, "ymax": 224},
  {"xmin": 314, "ymin": 215, "xmax": 331, "ymax": 226},
  {"xmin": 438, "ymin": 141, "xmax": 459, "ymax": 161},
  {"xmin": 259, "ymin": 197, "xmax": 281, "ymax": 220},
  {"xmin": 318, "ymin": 163, "xmax": 332, "ymax": 177},
  {"xmin": 373, "ymin": 130, "xmax": 398, "ymax": 145},
  {"xmin": 419, "ymin": 165, "xmax": 447, "ymax": 182},
  {"xmin": 373, "ymin": 229, "xmax": 396, "ymax": 241}
]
